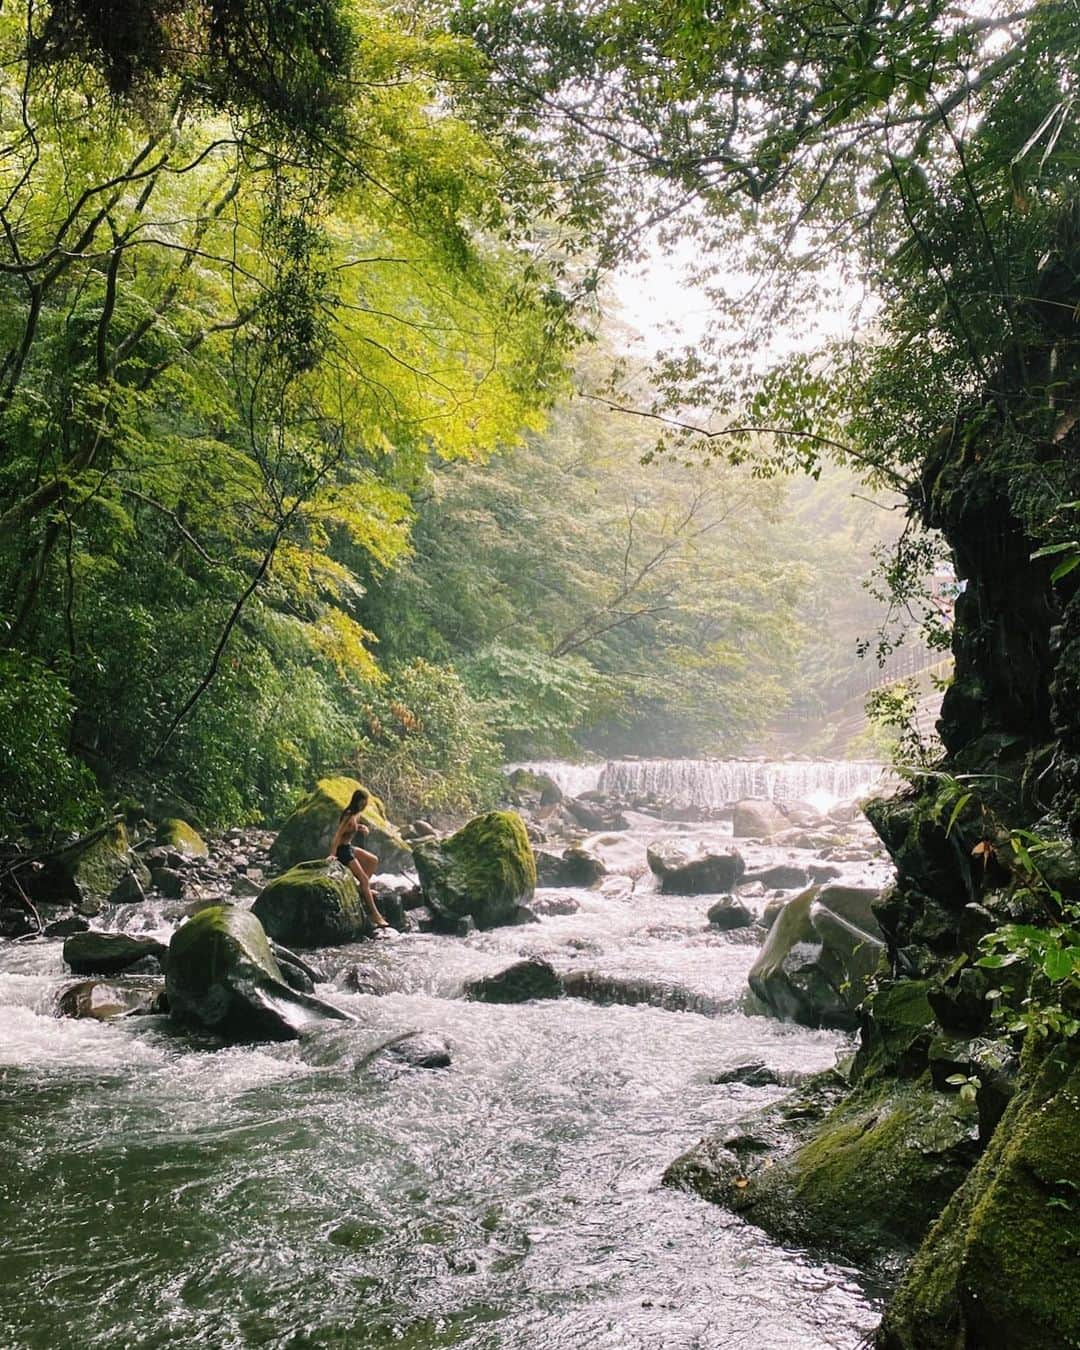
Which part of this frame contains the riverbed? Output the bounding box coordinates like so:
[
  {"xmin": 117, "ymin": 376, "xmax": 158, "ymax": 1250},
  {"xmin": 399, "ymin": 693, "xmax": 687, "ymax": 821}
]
[{"xmin": 0, "ymin": 792, "xmax": 889, "ymax": 1350}]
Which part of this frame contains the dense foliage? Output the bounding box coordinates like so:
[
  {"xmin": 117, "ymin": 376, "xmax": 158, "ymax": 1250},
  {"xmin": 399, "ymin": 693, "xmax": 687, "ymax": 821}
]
[{"xmin": 0, "ymin": 0, "xmax": 573, "ymax": 833}]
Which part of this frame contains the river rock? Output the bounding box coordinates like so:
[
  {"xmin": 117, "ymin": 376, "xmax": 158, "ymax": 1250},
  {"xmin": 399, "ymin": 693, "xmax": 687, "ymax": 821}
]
[
  {"xmin": 364, "ymin": 1032, "xmax": 452, "ymax": 1077},
  {"xmin": 666, "ymin": 1076, "xmax": 979, "ymax": 1272},
  {"xmin": 63, "ymin": 930, "xmax": 167, "ymax": 976},
  {"xmin": 155, "ymin": 818, "xmax": 208, "ymax": 857},
  {"xmin": 743, "ymin": 864, "xmax": 810, "ymax": 890},
  {"xmin": 564, "ymin": 797, "xmax": 627, "ymax": 831},
  {"xmin": 413, "ymin": 811, "xmax": 536, "ymax": 931},
  {"xmin": 732, "ymin": 799, "xmax": 790, "ymax": 838},
  {"xmin": 253, "ymin": 859, "xmax": 370, "ymax": 947},
  {"xmin": 647, "ymin": 840, "xmax": 745, "ymax": 894},
  {"xmin": 166, "ymin": 904, "xmax": 351, "ymax": 1041},
  {"xmin": 57, "ymin": 978, "xmax": 164, "ymax": 1020},
  {"xmin": 466, "ymin": 958, "xmax": 562, "ymax": 1003},
  {"xmin": 529, "ymin": 892, "xmax": 581, "ymax": 917},
  {"xmin": 33, "ymin": 822, "xmax": 152, "ymax": 911},
  {"xmin": 504, "ymin": 767, "xmax": 564, "ymax": 808},
  {"xmin": 44, "ymin": 915, "xmax": 90, "ymax": 938},
  {"xmin": 747, "ymin": 884, "xmax": 884, "ymax": 1030},
  {"xmin": 269, "ymin": 776, "xmax": 412, "ymax": 874},
  {"xmin": 706, "ymin": 896, "xmax": 755, "ymax": 931},
  {"xmin": 561, "ymin": 970, "xmax": 732, "ymax": 1017},
  {"xmin": 535, "ymin": 846, "xmax": 606, "ymax": 888}
]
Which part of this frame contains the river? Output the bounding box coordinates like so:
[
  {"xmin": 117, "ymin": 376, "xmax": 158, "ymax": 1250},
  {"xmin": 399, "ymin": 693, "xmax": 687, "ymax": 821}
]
[{"xmin": 0, "ymin": 766, "xmax": 890, "ymax": 1349}]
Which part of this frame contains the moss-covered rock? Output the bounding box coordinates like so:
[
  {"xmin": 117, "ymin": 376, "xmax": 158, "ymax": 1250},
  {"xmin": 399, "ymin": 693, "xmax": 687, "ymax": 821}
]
[
  {"xmin": 37, "ymin": 822, "xmax": 152, "ymax": 910},
  {"xmin": 166, "ymin": 903, "xmax": 351, "ymax": 1041},
  {"xmin": 668, "ymin": 1077, "xmax": 979, "ymax": 1272},
  {"xmin": 269, "ymin": 776, "xmax": 411, "ymax": 873},
  {"xmin": 413, "ymin": 811, "xmax": 536, "ymax": 930},
  {"xmin": 155, "ymin": 817, "xmax": 208, "ymax": 857},
  {"xmin": 854, "ymin": 979, "xmax": 936, "ymax": 1080},
  {"xmin": 878, "ymin": 1045, "xmax": 1080, "ymax": 1349},
  {"xmin": 252, "ymin": 859, "xmax": 369, "ymax": 947}
]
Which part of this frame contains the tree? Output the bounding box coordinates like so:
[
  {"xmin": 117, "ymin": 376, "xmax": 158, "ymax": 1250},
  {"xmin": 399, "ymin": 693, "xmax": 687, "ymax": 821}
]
[{"xmin": 0, "ymin": 0, "xmax": 576, "ymax": 833}]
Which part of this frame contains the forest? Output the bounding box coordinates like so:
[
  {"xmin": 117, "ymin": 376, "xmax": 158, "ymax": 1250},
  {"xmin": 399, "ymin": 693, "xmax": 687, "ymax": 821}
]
[{"xmin": 1, "ymin": 2, "xmax": 1079, "ymax": 1348}]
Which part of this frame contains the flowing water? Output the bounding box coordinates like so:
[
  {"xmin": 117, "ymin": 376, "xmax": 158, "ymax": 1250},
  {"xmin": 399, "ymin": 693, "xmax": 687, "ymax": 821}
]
[
  {"xmin": 0, "ymin": 783, "xmax": 891, "ymax": 1350},
  {"xmin": 513, "ymin": 759, "xmax": 888, "ymax": 815}
]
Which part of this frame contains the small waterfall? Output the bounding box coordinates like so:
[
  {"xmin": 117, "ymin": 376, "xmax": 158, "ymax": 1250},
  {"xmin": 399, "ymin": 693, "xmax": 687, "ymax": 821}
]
[
  {"xmin": 513, "ymin": 758, "xmax": 887, "ymax": 810},
  {"xmin": 507, "ymin": 760, "xmax": 606, "ymax": 798}
]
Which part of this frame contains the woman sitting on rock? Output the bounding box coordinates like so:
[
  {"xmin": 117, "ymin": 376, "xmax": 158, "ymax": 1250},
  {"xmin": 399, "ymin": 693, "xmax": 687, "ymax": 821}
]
[{"xmin": 328, "ymin": 790, "xmax": 389, "ymax": 930}]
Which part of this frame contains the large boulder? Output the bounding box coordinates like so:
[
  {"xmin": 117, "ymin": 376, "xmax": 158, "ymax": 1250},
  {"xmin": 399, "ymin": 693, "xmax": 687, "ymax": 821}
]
[
  {"xmin": 63, "ymin": 930, "xmax": 167, "ymax": 975},
  {"xmin": 747, "ymin": 884, "xmax": 884, "ymax": 1029},
  {"xmin": 412, "ymin": 811, "xmax": 536, "ymax": 930},
  {"xmin": 252, "ymin": 859, "xmax": 369, "ymax": 947},
  {"xmin": 647, "ymin": 839, "xmax": 745, "ymax": 894},
  {"xmin": 35, "ymin": 822, "xmax": 151, "ymax": 912},
  {"xmin": 877, "ymin": 1044, "xmax": 1080, "ymax": 1349},
  {"xmin": 166, "ymin": 904, "xmax": 351, "ymax": 1041},
  {"xmin": 666, "ymin": 1076, "xmax": 979, "ymax": 1272},
  {"xmin": 154, "ymin": 818, "xmax": 208, "ymax": 857},
  {"xmin": 269, "ymin": 776, "xmax": 412, "ymax": 873},
  {"xmin": 732, "ymin": 798, "xmax": 790, "ymax": 838}
]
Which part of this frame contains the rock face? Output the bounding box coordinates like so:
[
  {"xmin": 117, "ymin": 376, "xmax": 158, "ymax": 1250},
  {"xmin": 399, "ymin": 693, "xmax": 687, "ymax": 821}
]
[
  {"xmin": 166, "ymin": 904, "xmax": 350, "ymax": 1041},
  {"xmin": 269, "ymin": 776, "xmax": 412, "ymax": 873},
  {"xmin": 253, "ymin": 860, "xmax": 369, "ymax": 947},
  {"xmin": 646, "ymin": 840, "xmax": 745, "ymax": 895},
  {"xmin": 155, "ymin": 818, "xmax": 208, "ymax": 857},
  {"xmin": 747, "ymin": 885, "xmax": 884, "ymax": 1030},
  {"xmin": 877, "ymin": 1046, "xmax": 1080, "ymax": 1349},
  {"xmin": 63, "ymin": 930, "xmax": 167, "ymax": 976},
  {"xmin": 466, "ymin": 959, "xmax": 562, "ymax": 1003},
  {"xmin": 412, "ymin": 811, "xmax": 536, "ymax": 930},
  {"xmin": 732, "ymin": 798, "xmax": 789, "ymax": 838}
]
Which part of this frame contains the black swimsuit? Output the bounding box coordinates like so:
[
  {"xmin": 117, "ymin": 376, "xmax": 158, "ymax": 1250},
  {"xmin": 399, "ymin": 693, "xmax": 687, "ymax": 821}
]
[{"xmin": 335, "ymin": 817, "xmax": 366, "ymax": 865}]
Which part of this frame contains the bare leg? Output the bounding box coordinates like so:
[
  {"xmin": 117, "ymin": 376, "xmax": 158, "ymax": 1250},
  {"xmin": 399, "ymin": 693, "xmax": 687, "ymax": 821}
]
[
  {"xmin": 347, "ymin": 857, "xmax": 388, "ymax": 927},
  {"xmin": 354, "ymin": 846, "xmax": 378, "ymax": 880}
]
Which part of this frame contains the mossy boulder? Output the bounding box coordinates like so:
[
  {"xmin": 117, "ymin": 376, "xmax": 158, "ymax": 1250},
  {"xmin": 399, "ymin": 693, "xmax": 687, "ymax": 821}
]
[
  {"xmin": 667, "ymin": 1077, "xmax": 979, "ymax": 1272},
  {"xmin": 270, "ymin": 776, "xmax": 411, "ymax": 873},
  {"xmin": 877, "ymin": 1045, "xmax": 1080, "ymax": 1349},
  {"xmin": 252, "ymin": 860, "xmax": 369, "ymax": 947},
  {"xmin": 854, "ymin": 979, "xmax": 936, "ymax": 1080},
  {"xmin": 37, "ymin": 822, "xmax": 151, "ymax": 910},
  {"xmin": 413, "ymin": 811, "xmax": 536, "ymax": 930},
  {"xmin": 155, "ymin": 817, "xmax": 208, "ymax": 857},
  {"xmin": 166, "ymin": 904, "xmax": 350, "ymax": 1041}
]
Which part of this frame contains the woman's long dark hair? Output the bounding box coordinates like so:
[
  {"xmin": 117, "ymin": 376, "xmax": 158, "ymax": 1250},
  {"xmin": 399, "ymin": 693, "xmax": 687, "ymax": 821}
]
[{"xmin": 341, "ymin": 788, "xmax": 369, "ymax": 820}]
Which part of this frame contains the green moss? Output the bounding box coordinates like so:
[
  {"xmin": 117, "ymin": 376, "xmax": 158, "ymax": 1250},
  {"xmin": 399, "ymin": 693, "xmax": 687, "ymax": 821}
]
[
  {"xmin": 168, "ymin": 904, "xmax": 282, "ymax": 994},
  {"xmin": 269, "ymin": 776, "xmax": 410, "ymax": 871},
  {"xmin": 252, "ymin": 858, "xmax": 366, "ymax": 947},
  {"xmin": 689, "ymin": 1078, "xmax": 982, "ymax": 1271},
  {"xmin": 156, "ymin": 817, "xmax": 208, "ymax": 857},
  {"xmin": 56, "ymin": 820, "xmax": 149, "ymax": 904},
  {"xmin": 855, "ymin": 979, "xmax": 936, "ymax": 1080},
  {"xmin": 413, "ymin": 810, "xmax": 536, "ymax": 929},
  {"xmin": 879, "ymin": 1046, "xmax": 1080, "ymax": 1349}
]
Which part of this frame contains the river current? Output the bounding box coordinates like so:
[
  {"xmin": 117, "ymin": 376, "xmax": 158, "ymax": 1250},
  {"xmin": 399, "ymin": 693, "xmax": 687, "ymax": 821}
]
[{"xmin": 0, "ymin": 781, "xmax": 890, "ymax": 1350}]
